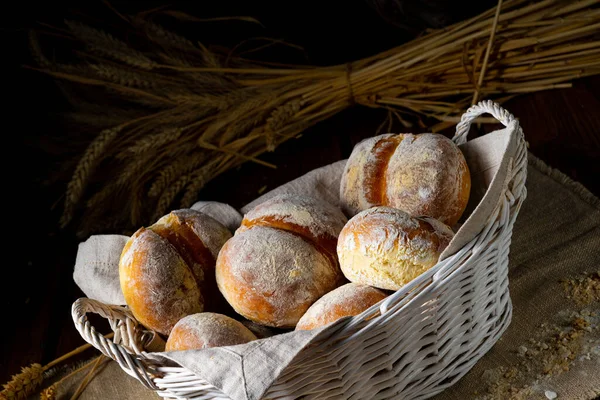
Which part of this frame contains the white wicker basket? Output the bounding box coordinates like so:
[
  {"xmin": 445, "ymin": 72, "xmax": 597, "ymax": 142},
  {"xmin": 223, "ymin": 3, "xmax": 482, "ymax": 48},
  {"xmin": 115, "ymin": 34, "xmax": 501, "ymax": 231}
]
[{"xmin": 72, "ymin": 100, "xmax": 528, "ymax": 400}]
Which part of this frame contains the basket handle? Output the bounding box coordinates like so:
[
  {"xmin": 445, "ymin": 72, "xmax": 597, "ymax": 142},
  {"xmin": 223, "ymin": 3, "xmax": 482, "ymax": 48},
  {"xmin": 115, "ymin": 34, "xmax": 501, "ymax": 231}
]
[
  {"xmin": 453, "ymin": 100, "xmax": 517, "ymax": 145},
  {"xmin": 71, "ymin": 297, "xmax": 160, "ymax": 389}
]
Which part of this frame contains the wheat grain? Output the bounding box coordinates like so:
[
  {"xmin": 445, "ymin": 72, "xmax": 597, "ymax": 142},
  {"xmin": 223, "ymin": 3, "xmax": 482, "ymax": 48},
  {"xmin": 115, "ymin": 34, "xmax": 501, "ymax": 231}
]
[
  {"xmin": 180, "ymin": 167, "xmax": 210, "ymax": 208},
  {"xmin": 137, "ymin": 19, "xmax": 199, "ymax": 52},
  {"xmin": 1, "ymin": 364, "xmax": 44, "ymax": 400},
  {"xmin": 60, "ymin": 126, "xmax": 122, "ymax": 228},
  {"xmin": 125, "ymin": 128, "xmax": 183, "ymax": 155},
  {"xmin": 28, "ymin": 1, "xmax": 600, "ymax": 235},
  {"xmin": 200, "ymin": 91, "xmax": 278, "ymax": 142},
  {"xmin": 219, "ymin": 110, "xmax": 269, "ymax": 146},
  {"xmin": 265, "ymin": 100, "xmax": 303, "ymax": 151},
  {"xmin": 39, "ymin": 384, "xmax": 56, "ymax": 400},
  {"xmin": 148, "ymin": 152, "xmax": 207, "ymax": 198},
  {"xmin": 90, "ymin": 64, "xmax": 156, "ymax": 88},
  {"xmin": 65, "ymin": 21, "xmax": 157, "ymax": 70}
]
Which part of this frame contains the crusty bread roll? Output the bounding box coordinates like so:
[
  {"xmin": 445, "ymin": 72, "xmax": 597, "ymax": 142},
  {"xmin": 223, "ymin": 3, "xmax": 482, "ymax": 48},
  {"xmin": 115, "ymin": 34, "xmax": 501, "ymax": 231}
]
[
  {"xmin": 216, "ymin": 194, "xmax": 347, "ymax": 328},
  {"xmin": 337, "ymin": 206, "xmax": 453, "ymax": 291},
  {"xmin": 340, "ymin": 133, "xmax": 471, "ymax": 226},
  {"xmin": 165, "ymin": 313, "xmax": 257, "ymax": 351},
  {"xmin": 120, "ymin": 209, "xmax": 232, "ymax": 335},
  {"xmin": 296, "ymin": 283, "xmax": 388, "ymax": 330}
]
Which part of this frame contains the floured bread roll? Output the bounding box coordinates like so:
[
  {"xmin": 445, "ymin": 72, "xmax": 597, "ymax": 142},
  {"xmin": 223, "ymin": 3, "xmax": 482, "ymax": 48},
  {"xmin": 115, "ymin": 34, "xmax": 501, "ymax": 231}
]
[
  {"xmin": 216, "ymin": 194, "xmax": 347, "ymax": 328},
  {"xmin": 296, "ymin": 283, "xmax": 388, "ymax": 330},
  {"xmin": 165, "ymin": 313, "xmax": 257, "ymax": 351},
  {"xmin": 119, "ymin": 209, "xmax": 232, "ymax": 335},
  {"xmin": 337, "ymin": 206, "xmax": 453, "ymax": 291},
  {"xmin": 340, "ymin": 133, "xmax": 471, "ymax": 226}
]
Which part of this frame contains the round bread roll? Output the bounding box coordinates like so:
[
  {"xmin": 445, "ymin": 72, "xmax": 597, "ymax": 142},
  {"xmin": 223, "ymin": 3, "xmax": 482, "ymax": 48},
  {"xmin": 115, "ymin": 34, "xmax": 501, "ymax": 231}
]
[
  {"xmin": 120, "ymin": 209, "xmax": 232, "ymax": 335},
  {"xmin": 296, "ymin": 283, "xmax": 388, "ymax": 330},
  {"xmin": 216, "ymin": 194, "xmax": 347, "ymax": 328},
  {"xmin": 340, "ymin": 133, "xmax": 471, "ymax": 226},
  {"xmin": 165, "ymin": 313, "xmax": 257, "ymax": 351},
  {"xmin": 337, "ymin": 206, "xmax": 454, "ymax": 291}
]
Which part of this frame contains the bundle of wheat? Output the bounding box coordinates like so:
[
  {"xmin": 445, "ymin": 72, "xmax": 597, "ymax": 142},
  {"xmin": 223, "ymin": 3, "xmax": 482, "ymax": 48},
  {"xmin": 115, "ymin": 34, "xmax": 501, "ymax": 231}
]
[{"xmin": 29, "ymin": 0, "xmax": 600, "ymax": 236}]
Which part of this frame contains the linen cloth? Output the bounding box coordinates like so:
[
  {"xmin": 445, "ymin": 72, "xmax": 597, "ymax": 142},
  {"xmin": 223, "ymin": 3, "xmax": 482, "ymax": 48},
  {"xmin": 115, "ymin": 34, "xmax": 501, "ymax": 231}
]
[{"xmin": 66, "ymin": 124, "xmax": 599, "ymax": 399}]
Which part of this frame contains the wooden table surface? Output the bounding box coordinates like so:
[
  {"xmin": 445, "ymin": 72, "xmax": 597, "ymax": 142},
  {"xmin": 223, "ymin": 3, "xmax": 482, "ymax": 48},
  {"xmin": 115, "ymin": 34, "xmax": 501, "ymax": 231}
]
[{"xmin": 4, "ymin": 0, "xmax": 600, "ymax": 387}]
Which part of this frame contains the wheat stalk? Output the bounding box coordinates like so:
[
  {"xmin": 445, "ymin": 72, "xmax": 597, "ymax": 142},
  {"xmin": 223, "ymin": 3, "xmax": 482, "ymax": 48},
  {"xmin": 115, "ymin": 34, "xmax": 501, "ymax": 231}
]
[
  {"xmin": 29, "ymin": 0, "xmax": 600, "ymax": 236},
  {"xmin": 69, "ymin": 356, "xmax": 108, "ymax": 400},
  {"xmin": 1, "ymin": 334, "xmax": 114, "ymax": 400},
  {"xmin": 39, "ymin": 356, "xmax": 101, "ymax": 400}
]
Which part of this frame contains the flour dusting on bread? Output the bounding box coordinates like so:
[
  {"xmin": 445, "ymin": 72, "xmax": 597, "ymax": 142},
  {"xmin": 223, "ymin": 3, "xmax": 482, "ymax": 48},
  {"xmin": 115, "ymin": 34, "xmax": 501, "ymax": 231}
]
[
  {"xmin": 120, "ymin": 228, "xmax": 203, "ymax": 335},
  {"xmin": 242, "ymin": 194, "xmax": 347, "ymax": 241},
  {"xmin": 337, "ymin": 207, "xmax": 453, "ymax": 290},
  {"xmin": 296, "ymin": 283, "xmax": 388, "ymax": 330},
  {"xmin": 217, "ymin": 226, "xmax": 341, "ymax": 327}
]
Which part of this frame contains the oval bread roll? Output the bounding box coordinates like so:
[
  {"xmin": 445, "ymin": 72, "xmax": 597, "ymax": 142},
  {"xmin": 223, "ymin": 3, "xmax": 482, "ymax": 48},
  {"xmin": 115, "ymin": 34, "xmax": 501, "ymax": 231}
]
[
  {"xmin": 216, "ymin": 194, "xmax": 347, "ymax": 328},
  {"xmin": 337, "ymin": 206, "xmax": 454, "ymax": 291},
  {"xmin": 340, "ymin": 133, "xmax": 471, "ymax": 226},
  {"xmin": 296, "ymin": 283, "xmax": 388, "ymax": 330},
  {"xmin": 165, "ymin": 313, "xmax": 257, "ymax": 351},
  {"xmin": 120, "ymin": 209, "xmax": 232, "ymax": 335}
]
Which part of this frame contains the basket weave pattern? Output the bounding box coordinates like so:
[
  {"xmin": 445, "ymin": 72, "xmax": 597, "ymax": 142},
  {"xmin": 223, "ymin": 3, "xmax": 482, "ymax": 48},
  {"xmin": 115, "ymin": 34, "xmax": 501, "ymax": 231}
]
[{"xmin": 72, "ymin": 100, "xmax": 528, "ymax": 400}]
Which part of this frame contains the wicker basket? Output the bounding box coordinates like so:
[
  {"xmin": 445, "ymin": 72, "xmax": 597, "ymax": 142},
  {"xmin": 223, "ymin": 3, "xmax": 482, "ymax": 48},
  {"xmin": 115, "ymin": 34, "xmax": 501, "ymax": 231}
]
[{"xmin": 72, "ymin": 100, "xmax": 528, "ymax": 400}]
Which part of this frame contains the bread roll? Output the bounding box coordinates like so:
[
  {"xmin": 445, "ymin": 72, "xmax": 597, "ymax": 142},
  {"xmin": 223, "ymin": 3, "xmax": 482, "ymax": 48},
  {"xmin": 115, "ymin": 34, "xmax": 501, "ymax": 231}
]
[
  {"xmin": 120, "ymin": 209, "xmax": 232, "ymax": 335},
  {"xmin": 337, "ymin": 206, "xmax": 453, "ymax": 291},
  {"xmin": 216, "ymin": 194, "xmax": 347, "ymax": 328},
  {"xmin": 296, "ymin": 283, "xmax": 388, "ymax": 330},
  {"xmin": 165, "ymin": 313, "xmax": 257, "ymax": 351},
  {"xmin": 340, "ymin": 133, "xmax": 471, "ymax": 226}
]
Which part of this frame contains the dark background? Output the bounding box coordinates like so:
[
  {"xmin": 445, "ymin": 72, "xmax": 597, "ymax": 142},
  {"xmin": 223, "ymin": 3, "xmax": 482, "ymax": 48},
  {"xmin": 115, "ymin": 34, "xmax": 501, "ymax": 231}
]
[{"xmin": 3, "ymin": 0, "xmax": 599, "ymax": 384}]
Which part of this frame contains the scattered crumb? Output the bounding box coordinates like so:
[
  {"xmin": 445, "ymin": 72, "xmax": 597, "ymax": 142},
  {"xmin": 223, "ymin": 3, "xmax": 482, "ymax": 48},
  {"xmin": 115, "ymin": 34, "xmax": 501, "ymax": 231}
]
[
  {"xmin": 518, "ymin": 346, "xmax": 528, "ymax": 357},
  {"xmin": 561, "ymin": 271, "xmax": 600, "ymax": 306},
  {"xmin": 544, "ymin": 390, "xmax": 557, "ymax": 399},
  {"xmin": 474, "ymin": 271, "xmax": 600, "ymax": 400},
  {"xmin": 258, "ymin": 185, "xmax": 267, "ymax": 194}
]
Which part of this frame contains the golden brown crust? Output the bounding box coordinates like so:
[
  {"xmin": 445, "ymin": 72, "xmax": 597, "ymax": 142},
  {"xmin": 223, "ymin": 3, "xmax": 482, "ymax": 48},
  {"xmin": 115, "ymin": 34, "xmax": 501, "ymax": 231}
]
[
  {"xmin": 296, "ymin": 283, "xmax": 388, "ymax": 330},
  {"xmin": 384, "ymin": 134, "xmax": 470, "ymax": 226},
  {"xmin": 216, "ymin": 195, "xmax": 347, "ymax": 328},
  {"xmin": 216, "ymin": 225, "xmax": 343, "ymax": 328},
  {"xmin": 165, "ymin": 313, "xmax": 257, "ymax": 351},
  {"xmin": 340, "ymin": 133, "xmax": 471, "ymax": 226},
  {"xmin": 119, "ymin": 228, "xmax": 203, "ymax": 335},
  {"xmin": 119, "ymin": 209, "xmax": 232, "ymax": 335},
  {"xmin": 239, "ymin": 215, "xmax": 339, "ymax": 258},
  {"xmin": 363, "ymin": 135, "xmax": 404, "ymax": 205},
  {"xmin": 151, "ymin": 210, "xmax": 232, "ymax": 312},
  {"xmin": 337, "ymin": 206, "xmax": 454, "ymax": 291},
  {"xmin": 150, "ymin": 213, "xmax": 214, "ymax": 287},
  {"xmin": 238, "ymin": 216, "xmax": 344, "ymax": 284},
  {"xmin": 238, "ymin": 194, "xmax": 347, "ymax": 255}
]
